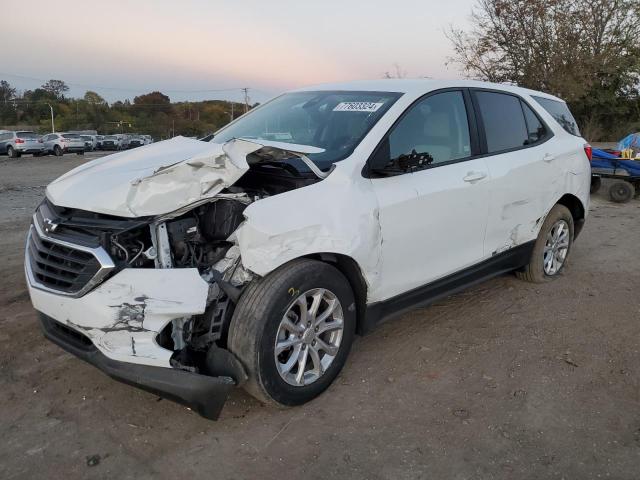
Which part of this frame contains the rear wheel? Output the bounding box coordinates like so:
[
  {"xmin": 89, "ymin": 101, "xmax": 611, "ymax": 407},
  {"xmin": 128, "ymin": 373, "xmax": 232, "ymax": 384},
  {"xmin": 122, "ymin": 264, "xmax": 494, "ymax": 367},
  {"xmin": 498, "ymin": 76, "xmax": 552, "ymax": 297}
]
[
  {"xmin": 609, "ymin": 181, "xmax": 635, "ymax": 203},
  {"xmin": 53, "ymin": 145, "xmax": 63, "ymax": 157},
  {"xmin": 516, "ymin": 204, "xmax": 574, "ymax": 283},
  {"xmin": 7, "ymin": 146, "xmax": 18, "ymax": 158},
  {"xmin": 228, "ymin": 259, "xmax": 356, "ymax": 406}
]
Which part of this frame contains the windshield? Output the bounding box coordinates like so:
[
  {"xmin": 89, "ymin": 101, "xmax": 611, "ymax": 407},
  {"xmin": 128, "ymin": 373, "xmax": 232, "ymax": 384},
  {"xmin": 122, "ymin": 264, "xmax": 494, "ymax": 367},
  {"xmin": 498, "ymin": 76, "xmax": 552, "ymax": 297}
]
[{"xmin": 212, "ymin": 91, "xmax": 401, "ymax": 171}]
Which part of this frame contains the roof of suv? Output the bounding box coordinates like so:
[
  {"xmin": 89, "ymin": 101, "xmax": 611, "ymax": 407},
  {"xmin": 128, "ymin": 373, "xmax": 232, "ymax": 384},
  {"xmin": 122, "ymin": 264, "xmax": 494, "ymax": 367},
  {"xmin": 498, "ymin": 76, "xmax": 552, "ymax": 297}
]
[{"xmin": 294, "ymin": 79, "xmax": 563, "ymax": 103}]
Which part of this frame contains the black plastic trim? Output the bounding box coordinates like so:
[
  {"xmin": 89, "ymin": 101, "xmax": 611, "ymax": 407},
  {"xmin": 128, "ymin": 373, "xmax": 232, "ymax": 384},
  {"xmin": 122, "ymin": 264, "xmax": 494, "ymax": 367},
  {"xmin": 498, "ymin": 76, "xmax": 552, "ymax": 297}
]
[
  {"xmin": 359, "ymin": 241, "xmax": 535, "ymax": 334},
  {"xmin": 38, "ymin": 313, "xmax": 236, "ymax": 420}
]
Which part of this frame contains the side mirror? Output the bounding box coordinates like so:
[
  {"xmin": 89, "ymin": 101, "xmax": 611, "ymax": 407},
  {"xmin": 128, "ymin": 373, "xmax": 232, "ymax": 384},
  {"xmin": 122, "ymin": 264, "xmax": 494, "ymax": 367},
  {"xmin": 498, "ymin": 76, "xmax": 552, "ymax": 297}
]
[{"xmin": 369, "ymin": 140, "xmax": 433, "ymax": 177}]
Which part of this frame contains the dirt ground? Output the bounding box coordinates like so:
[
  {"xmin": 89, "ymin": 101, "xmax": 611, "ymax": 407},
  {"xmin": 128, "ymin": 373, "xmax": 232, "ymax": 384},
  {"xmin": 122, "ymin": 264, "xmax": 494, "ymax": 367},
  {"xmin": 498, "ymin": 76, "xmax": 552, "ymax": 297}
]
[{"xmin": 1, "ymin": 153, "xmax": 639, "ymax": 480}]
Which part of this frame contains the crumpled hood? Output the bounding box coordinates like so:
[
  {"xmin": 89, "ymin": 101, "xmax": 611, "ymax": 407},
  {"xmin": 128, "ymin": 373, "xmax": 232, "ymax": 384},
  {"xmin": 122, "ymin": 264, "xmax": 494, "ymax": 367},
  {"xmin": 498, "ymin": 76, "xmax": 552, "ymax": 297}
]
[{"xmin": 45, "ymin": 136, "xmax": 322, "ymax": 218}]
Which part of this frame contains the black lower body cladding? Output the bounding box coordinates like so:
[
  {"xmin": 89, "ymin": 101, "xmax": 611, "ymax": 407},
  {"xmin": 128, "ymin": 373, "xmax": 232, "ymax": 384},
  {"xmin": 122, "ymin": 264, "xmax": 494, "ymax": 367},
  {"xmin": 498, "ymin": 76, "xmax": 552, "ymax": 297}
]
[{"xmin": 38, "ymin": 313, "xmax": 239, "ymax": 419}]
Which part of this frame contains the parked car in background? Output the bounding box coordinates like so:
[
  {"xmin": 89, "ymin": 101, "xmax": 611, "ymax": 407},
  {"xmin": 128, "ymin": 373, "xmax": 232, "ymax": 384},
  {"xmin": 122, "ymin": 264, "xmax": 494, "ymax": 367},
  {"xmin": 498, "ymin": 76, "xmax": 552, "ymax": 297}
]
[
  {"xmin": 100, "ymin": 135, "xmax": 122, "ymax": 150},
  {"xmin": 0, "ymin": 131, "xmax": 44, "ymax": 157},
  {"xmin": 42, "ymin": 133, "xmax": 86, "ymax": 156},
  {"xmin": 128, "ymin": 135, "xmax": 144, "ymax": 148},
  {"xmin": 119, "ymin": 134, "xmax": 131, "ymax": 150},
  {"xmin": 142, "ymin": 135, "xmax": 153, "ymax": 145},
  {"xmin": 26, "ymin": 80, "xmax": 591, "ymax": 420},
  {"xmin": 80, "ymin": 135, "xmax": 96, "ymax": 151},
  {"xmin": 95, "ymin": 135, "xmax": 104, "ymax": 150}
]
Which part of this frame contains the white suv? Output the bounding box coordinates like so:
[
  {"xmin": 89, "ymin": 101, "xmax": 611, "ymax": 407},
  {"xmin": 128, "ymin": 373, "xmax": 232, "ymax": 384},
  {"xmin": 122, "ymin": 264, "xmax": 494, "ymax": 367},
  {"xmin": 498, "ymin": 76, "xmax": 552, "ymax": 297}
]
[{"xmin": 26, "ymin": 80, "xmax": 591, "ymax": 419}]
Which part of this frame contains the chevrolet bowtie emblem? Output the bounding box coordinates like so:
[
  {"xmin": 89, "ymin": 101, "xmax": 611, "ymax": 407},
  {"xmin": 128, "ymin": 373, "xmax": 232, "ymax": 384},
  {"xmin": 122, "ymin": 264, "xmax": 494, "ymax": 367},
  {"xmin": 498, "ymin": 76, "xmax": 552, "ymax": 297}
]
[{"xmin": 43, "ymin": 217, "xmax": 59, "ymax": 233}]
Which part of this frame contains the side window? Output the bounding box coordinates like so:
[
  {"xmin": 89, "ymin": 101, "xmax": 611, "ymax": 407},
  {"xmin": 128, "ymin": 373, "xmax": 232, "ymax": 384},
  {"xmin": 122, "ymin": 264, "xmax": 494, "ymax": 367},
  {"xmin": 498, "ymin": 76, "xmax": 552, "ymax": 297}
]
[
  {"xmin": 0, "ymin": 133, "xmax": 10, "ymax": 141},
  {"xmin": 384, "ymin": 91, "xmax": 471, "ymax": 169},
  {"xmin": 475, "ymin": 91, "xmax": 528, "ymax": 153},
  {"xmin": 521, "ymin": 101, "xmax": 547, "ymax": 144}
]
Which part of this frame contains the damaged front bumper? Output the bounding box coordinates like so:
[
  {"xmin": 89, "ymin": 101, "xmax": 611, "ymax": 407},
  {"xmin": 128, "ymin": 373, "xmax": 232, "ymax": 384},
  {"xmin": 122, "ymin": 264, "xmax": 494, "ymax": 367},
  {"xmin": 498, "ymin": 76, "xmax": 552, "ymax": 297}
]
[
  {"xmin": 28, "ymin": 267, "xmax": 243, "ymax": 419},
  {"xmin": 38, "ymin": 313, "xmax": 235, "ymax": 419}
]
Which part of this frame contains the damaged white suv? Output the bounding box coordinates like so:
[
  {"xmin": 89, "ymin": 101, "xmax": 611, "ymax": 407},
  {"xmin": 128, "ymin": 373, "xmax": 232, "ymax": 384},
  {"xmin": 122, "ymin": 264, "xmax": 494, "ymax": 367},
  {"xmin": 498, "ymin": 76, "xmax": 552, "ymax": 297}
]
[{"xmin": 26, "ymin": 80, "xmax": 591, "ymax": 419}]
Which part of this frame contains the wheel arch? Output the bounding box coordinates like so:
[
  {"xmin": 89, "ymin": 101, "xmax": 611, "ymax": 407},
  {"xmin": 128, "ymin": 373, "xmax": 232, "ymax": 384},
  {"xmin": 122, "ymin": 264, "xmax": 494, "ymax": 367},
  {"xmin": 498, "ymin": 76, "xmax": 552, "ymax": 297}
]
[
  {"xmin": 299, "ymin": 253, "xmax": 369, "ymax": 336},
  {"xmin": 557, "ymin": 193, "xmax": 586, "ymax": 238}
]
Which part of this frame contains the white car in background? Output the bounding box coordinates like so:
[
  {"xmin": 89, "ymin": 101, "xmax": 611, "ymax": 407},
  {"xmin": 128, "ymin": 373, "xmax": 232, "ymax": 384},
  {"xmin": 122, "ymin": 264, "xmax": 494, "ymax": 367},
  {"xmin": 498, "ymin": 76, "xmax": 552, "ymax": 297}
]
[
  {"xmin": 41, "ymin": 133, "xmax": 85, "ymax": 156},
  {"xmin": 26, "ymin": 79, "xmax": 590, "ymax": 420},
  {"xmin": 100, "ymin": 135, "xmax": 122, "ymax": 150}
]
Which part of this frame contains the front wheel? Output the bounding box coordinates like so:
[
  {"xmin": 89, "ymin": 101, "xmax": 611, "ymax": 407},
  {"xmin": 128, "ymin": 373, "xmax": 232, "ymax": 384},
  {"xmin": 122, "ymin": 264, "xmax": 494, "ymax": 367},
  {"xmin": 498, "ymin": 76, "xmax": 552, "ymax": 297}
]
[
  {"xmin": 228, "ymin": 259, "xmax": 356, "ymax": 406},
  {"xmin": 516, "ymin": 204, "xmax": 574, "ymax": 283}
]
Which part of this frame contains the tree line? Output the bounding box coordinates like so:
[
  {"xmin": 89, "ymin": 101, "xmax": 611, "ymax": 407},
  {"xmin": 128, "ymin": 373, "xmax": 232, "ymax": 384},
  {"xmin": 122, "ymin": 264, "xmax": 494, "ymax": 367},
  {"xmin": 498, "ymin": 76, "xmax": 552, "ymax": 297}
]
[
  {"xmin": 448, "ymin": 0, "xmax": 640, "ymax": 141},
  {"xmin": 0, "ymin": 79, "xmax": 252, "ymax": 139}
]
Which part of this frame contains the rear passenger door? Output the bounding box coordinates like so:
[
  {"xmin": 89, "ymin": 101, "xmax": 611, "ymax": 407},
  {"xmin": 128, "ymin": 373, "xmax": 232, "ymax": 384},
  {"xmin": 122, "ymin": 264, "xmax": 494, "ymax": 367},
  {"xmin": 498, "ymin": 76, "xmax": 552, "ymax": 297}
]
[{"xmin": 471, "ymin": 89, "xmax": 555, "ymax": 255}]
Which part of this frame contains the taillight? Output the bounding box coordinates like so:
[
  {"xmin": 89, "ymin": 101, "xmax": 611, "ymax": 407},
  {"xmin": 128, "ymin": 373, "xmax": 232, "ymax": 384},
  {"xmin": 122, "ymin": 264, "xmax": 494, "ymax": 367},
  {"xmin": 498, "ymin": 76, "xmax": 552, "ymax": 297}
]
[
  {"xmin": 15, "ymin": 138, "xmax": 25, "ymax": 144},
  {"xmin": 584, "ymin": 143, "xmax": 592, "ymax": 162},
  {"xmin": 61, "ymin": 138, "xmax": 67, "ymax": 143}
]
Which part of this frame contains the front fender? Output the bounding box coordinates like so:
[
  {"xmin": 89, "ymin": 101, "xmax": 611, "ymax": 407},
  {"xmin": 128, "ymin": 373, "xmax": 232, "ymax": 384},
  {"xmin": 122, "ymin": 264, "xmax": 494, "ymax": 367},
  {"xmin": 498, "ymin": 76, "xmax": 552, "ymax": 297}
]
[{"xmin": 235, "ymin": 170, "xmax": 383, "ymax": 301}]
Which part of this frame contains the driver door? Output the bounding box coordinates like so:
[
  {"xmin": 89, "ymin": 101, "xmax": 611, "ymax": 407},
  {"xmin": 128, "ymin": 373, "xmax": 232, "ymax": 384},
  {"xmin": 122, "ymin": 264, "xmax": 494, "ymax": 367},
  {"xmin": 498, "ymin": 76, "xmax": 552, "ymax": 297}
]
[{"xmin": 368, "ymin": 89, "xmax": 491, "ymax": 301}]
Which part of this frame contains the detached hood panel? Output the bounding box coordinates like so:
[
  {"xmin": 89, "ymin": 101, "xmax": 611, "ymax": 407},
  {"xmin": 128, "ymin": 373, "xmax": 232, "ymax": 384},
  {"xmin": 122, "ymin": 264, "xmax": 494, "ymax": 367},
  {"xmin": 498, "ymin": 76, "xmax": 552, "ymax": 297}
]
[{"xmin": 45, "ymin": 137, "xmax": 319, "ymax": 218}]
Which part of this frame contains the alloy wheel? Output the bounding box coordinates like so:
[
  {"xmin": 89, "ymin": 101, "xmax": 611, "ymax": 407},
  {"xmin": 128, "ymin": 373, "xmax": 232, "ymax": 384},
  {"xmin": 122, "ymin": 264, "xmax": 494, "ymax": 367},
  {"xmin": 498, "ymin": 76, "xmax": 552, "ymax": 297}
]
[
  {"xmin": 274, "ymin": 288, "xmax": 344, "ymax": 387},
  {"xmin": 543, "ymin": 219, "xmax": 570, "ymax": 275}
]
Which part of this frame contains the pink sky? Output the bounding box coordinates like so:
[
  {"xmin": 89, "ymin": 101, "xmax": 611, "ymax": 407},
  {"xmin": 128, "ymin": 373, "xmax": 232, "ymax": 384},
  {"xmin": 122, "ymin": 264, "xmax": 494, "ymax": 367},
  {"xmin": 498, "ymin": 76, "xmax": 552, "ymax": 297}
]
[{"xmin": 1, "ymin": 0, "xmax": 476, "ymax": 103}]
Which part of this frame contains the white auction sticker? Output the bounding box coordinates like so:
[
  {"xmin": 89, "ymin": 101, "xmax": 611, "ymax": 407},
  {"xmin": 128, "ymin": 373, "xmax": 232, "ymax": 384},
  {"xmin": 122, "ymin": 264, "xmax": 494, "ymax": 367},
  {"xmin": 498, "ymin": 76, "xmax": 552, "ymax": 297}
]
[{"xmin": 333, "ymin": 102, "xmax": 384, "ymax": 112}]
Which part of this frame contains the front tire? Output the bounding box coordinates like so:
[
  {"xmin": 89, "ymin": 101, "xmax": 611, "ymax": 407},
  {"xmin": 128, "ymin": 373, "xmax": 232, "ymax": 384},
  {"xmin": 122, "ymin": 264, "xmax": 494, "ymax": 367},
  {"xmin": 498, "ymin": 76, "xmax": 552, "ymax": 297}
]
[
  {"xmin": 228, "ymin": 259, "xmax": 356, "ymax": 406},
  {"xmin": 516, "ymin": 204, "xmax": 574, "ymax": 283}
]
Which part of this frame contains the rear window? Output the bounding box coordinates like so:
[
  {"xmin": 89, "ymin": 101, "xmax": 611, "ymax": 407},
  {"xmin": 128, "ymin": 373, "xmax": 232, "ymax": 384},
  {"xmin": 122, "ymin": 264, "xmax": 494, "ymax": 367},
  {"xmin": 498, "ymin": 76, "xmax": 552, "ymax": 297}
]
[
  {"xmin": 17, "ymin": 131, "xmax": 38, "ymax": 139},
  {"xmin": 62, "ymin": 134, "xmax": 80, "ymax": 139},
  {"xmin": 532, "ymin": 96, "xmax": 580, "ymax": 136}
]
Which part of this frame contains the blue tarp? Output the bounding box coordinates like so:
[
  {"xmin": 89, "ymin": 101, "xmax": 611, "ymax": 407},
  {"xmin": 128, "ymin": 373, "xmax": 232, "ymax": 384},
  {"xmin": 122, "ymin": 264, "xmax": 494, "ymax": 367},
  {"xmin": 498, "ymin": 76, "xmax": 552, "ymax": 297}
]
[{"xmin": 617, "ymin": 133, "xmax": 640, "ymax": 152}]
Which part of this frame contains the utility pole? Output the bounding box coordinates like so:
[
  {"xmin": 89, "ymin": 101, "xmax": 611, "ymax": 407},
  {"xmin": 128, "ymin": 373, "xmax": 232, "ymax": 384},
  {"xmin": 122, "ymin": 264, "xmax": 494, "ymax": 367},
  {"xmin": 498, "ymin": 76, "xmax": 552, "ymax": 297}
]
[
  {"xmin": 230, "ymin": 101, "xmax": 234, "ymax": 121},
  {"xmin": 46, "ymin": 103, "xmax": 55, "ymax": 132},
  {"xmin": 242, "ymin": 87, "xmax": 250, "ymax": 113}
]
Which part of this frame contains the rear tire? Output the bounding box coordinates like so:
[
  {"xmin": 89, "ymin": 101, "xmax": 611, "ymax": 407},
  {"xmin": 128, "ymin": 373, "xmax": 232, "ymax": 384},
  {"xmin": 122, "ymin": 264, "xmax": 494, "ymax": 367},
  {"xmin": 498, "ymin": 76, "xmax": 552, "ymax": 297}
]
[
  {"xmin": 609, "ymin": 181, "xmax": 635, "ymax": 203},
  {"xmin": 228, "ymin": 259, "xmax": 356, "ymax": 406},
  {"xmin": 516, "ymin": 204, "xmax": 574, "ymax": 283},
  {"xmin": 53, "ymin": 145, "xmax": 63, "ymax": 157},
  {"xmin": 7, "ymin": 146, "xmax": 18, "ymax": 158}
]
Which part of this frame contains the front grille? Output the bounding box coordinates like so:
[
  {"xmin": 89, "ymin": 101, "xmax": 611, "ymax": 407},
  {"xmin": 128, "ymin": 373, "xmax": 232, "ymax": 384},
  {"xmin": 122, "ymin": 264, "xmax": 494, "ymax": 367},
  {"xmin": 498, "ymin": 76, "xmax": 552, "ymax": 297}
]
[{"xmin": 27, "ymin": 230, "xmax": 101, "ymax": 293}]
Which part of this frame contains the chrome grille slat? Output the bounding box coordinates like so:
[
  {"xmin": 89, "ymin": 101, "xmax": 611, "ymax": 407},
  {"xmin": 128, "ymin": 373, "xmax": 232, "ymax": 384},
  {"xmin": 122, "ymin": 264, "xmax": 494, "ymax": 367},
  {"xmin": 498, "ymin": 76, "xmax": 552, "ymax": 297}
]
[{"xmin": 25, "ymin": 211, "xmax": 116, "ymax": 298}]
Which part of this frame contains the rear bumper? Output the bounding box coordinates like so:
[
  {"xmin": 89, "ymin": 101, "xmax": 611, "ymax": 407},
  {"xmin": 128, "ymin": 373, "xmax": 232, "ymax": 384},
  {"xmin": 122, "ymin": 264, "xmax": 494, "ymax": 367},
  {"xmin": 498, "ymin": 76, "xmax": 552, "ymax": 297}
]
[
  {"xmin": 39, "ymin": 313, "xmax": 236, "ymax": 419},
  {"xmin": 64, "ymin": 146, "xmax": 85, "ymax": 152},
  {"xmin": 16, "ymin": 146, "xmax": 44, "ymax": 153}
]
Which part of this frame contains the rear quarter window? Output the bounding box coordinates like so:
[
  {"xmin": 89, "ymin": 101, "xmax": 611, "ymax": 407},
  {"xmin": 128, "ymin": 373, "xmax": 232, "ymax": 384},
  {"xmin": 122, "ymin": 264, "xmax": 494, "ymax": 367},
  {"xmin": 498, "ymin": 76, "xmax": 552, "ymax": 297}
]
[{"xmin": 532, "ymin": 96, "xmax": 580, "ymax": 136}]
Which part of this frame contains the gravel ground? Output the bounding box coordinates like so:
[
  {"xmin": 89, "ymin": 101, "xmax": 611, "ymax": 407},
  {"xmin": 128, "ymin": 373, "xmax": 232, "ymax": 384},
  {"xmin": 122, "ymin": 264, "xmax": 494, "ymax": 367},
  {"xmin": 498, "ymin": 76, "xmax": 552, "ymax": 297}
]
[{"xmin": 1, "ymin": 153, "xmax": 639, "ymax": 479}]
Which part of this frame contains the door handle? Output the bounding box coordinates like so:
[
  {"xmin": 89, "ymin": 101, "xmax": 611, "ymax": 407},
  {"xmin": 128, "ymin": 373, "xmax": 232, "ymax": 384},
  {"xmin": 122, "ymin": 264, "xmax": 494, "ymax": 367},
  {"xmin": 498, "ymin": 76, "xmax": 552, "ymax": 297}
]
[
  {"xmin": 543, "ymin": 153, "xmax": 555, "ymax": 163},
  {"xmin": 463, "ymin": 171, "xmax": 487, "ymax": 183}
]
